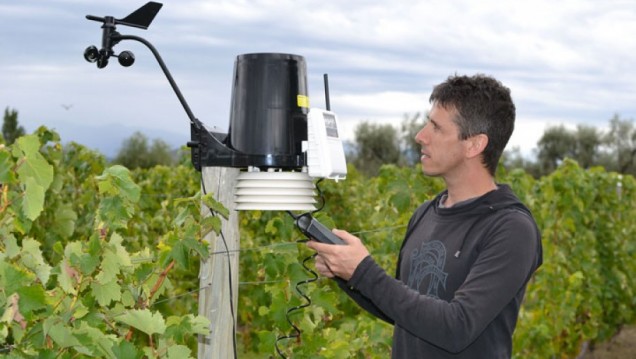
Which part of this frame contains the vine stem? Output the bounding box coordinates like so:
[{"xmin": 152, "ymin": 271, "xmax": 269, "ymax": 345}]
[
  {"xmin": 0, "ymin": 184, "xmax": 18, "ymax": 214},
  {"xmin": 51, "ymin": 263, "xmax": 81, "ymax": 312},
  {"xmin": 148, "ymin": 260, "xmax": 175, "ymax": 303},
  {"xmin": 125, "ymin": 260, "xmax": 175, "ymax": 341},
  {"xmin": 69, "ymin": 274, "xmax": 84, "ymax": 311},
  {"xmin": 148, "ymin": 332, "xmax": 156, "ymax": 356},
  {"xmin": 0, "ymin": 184, "xmax": 8, "ymax": 212},
  {"xmin": 3, "ymin": 158, "xmax": 27, "ymax": 212}
]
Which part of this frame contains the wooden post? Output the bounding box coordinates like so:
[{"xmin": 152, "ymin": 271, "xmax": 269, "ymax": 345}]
[{"xmin": 198, "ymin": 166, "xmax": 240, "ymax": 359}]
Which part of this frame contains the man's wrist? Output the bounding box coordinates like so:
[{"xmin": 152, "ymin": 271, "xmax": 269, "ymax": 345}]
[{"xmin": 347, "ymin": 255, "xmax": 373, "ymax": 289}]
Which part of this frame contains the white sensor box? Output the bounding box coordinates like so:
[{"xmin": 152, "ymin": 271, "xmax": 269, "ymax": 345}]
[{"xmin": 304, "ymin": 108, "xmax": 347, "ymax": 180}]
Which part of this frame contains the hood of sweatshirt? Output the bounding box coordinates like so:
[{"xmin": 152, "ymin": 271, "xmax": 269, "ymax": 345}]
[{"xmin": 431, "ymin": 184, "xmax": 529, "ymax": 217}]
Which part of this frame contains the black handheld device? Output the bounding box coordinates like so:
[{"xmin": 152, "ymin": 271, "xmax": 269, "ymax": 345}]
[{"xmin": 295, "ymin": 215, "xmax": 345, "ymax": 245}]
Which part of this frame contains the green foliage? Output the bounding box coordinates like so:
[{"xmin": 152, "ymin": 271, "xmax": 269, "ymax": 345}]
[
  {"xmin": 605, "ymin": 114, "xmax": 636, "ymax": 174},
  {"xmin": 113, "ymin": 131, "xmax": 176, "ymax": 169},
  {"xmin": 2, "ymin": 107, "xmax": 26, "ymax": 146},
  {"xmin": 400, "ymin": 112, "xmax": 426, "ymax": 166},
  {"xmin": 348, "ymin": 113, "xmax": 426, "ymax": 174},
  {"xmin": 536, "ymin": 125, "xmax": 578, "ymax": 173},
  {"xmin": 350, "ymin": 121, "xmax": 402, "ymax": 176},
  {"xmin": 2, "ymin": 126, "xmax": 635, "ymax": 358},
  {"xmin": 512, "ymin": 160, "xmax": 636, "ymax": 358},
  {"xmin": 509, "ymin": 115, "xmax": 636, "ymax": 177},
  {"xmin": 236, "ymin": 164, "xmax": 444, "ymax": 357},
  {"xmin": 1, "ymin": 127, "xmax": 210, "ymax": 358},
  {"xmin": 239, "ymin": 161, "xmax": 636, "ymax": 358},
  {"xmin": 535, "ymin": 124, "xmax": 602, "ymax": 171}
]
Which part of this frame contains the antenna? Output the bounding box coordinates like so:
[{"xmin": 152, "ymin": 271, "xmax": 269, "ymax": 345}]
[{"xmin": 323, "ymin": 73, "xmax": 331, "ymax": 111}]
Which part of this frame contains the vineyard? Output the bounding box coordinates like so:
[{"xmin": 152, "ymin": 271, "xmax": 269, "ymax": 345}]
[{"xmin": 1, "ymin": 127, "xmax": 635, "ymax": 358}]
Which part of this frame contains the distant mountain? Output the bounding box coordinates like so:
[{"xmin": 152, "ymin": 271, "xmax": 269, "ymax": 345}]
[{"xmin": 26, "ymin": 119, "xmax": 191, "ymax": 160}]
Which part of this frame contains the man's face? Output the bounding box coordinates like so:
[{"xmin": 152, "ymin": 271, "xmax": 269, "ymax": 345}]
[{"xmin": 415, "ymin": 103, "xmax": 468, "ymax": 178}]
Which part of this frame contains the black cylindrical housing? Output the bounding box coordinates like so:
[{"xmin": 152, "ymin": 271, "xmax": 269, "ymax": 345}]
[{"xmin": 228, "ymin": 53, "xmax": 309, "ymax": 158}]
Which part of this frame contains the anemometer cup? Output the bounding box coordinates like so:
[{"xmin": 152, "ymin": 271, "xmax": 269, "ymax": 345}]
[
  {"xmin": 83, "ymin": 46, "xmax": 99, "ymax": 63},
  {"xmin": 118, "ymin": 51, "xmax": 135, "ymax": 67}
]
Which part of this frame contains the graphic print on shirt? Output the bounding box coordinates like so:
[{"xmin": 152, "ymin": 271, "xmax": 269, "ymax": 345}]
[{"xmin": 407, "ymin": 240, "xmax": 448, "ymax": 298}]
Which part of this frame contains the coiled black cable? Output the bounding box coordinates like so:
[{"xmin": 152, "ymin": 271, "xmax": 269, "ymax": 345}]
[
  {"xmin": 273, "ymin": 252, "xmax": 319, "ymax": 358},
  {"xmin": 274, "ymin": 179, "xmax": 326, "ymax": 358}
]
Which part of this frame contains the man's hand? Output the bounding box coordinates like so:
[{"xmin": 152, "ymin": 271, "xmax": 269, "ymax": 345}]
[
  {"xmin": 306, "ymin": 229, "xmax": 370, "ymax": 281},
  {"xmin": 314, "ymin": 255, "xmax": 336, "ymax": 278}
]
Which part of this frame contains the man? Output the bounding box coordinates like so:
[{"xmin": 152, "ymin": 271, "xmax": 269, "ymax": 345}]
[{"xmin": 307, "ymin": 74, "xmax": 543, "ymax": 358}]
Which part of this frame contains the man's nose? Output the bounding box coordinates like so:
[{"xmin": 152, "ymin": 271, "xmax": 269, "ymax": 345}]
[{"xmin": 415, "ymin": 126, "xmax": 427, "ymax": 144}]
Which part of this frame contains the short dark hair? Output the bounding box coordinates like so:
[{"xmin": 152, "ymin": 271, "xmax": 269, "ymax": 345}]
[{"xmin": 429, "ymin": 74, "xmax": 515, "ymax": 176}]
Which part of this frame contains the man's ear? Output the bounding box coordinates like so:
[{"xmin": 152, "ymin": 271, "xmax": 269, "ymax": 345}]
[{"xmin": 465, "ymin": 134, "xmax": 489, "ymax": 159}]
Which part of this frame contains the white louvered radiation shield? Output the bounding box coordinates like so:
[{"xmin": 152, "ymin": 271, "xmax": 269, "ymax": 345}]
[{"xmin": 234, "ymin": 169, "xmax": 317, "ymax": 211}]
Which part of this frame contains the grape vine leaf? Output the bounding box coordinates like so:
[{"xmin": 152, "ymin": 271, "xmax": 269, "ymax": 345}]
[
  {"xmin": 165, "ymin": 314, "xmax": 210, "ymax": 342},
  {"xmin": 46, "ymin": 320, "xmax": 81, "ymax": 348},
  {"xmin": 171, "ymin": 241, "xmax": 189, "ymax": 269},
  {"xmin": 96, "ymin": 250, "xmax": 123, "ymax": 283},
  {"xmin": 74, "ymin": 322, "xmax": 118, "ymax": 359},
  {"xmin": 202, "ymin": 193, "xmax": 229, "ymax": 219},
  {"xmin": 0, "ymin": 150, "xmax": 14, "ymax": 183},
  {"xmin": 115, "ymin": 309, "xmax": 166, "ymax": 335},
  {"xmin": 201, "ymin": 215, "xmax": 222, "ymax": 237},
  {"xmin": 53, "ymin": 204, "xmax": 78, "ymax": 238},
  {"xmin": 74, "ymin": 250, "xmax": 100, "ymax": 277},
  {"xmin": 97, "ymin": 196, "xmax": 132, "ymax": 230},
  {"xmin": 167, "ymin": 345, "xmax": 192, "ymax": 358},
  {"xmin": 21, "ymin": 177, "xmax": 46, "ymax": 221},
  {"xmin": 182, "ymin": 235, "xmax": 208, "ymax": 259},
  {"xmin": 16, "ymin": 285, "xmax": 47, "ymax": 318},
  {"xmin": 13, "ymin": 134, "xmax": 54, "ymax": 190},
  {"xmin": 19, "ymin": 237, "xmax": 52, "ymax": 284},
  {"xmin": 112, "ymin": 340, "xmax": 139, "ymax": 359},
  {"xmin": 173, "ymin": 206, "xmax": 192, "ymax": 227},
  {"xmin": 96, "ymin": 165, "xmax": 141, "ymax": 202},
  {"xmin": 58, "ymin": 259, "xmax": 80, "ymax": 294},
  {"xmin": 91, "ymin": 279, "xmax": 122, "ymax": 307},
  {"xmin": 1, "ymin": 293, "xmax": 27, "ymax": 330},
  {"xmin": 4, "ymin": 235, "xmax": 20, "ymax": 259},
  {"xmin": 1, "ymin": 263, "xmax": 33, "ymax": 295},
  {"xmin": 11, "ymin": 135, "xmax": 53, "ymax": 221}
]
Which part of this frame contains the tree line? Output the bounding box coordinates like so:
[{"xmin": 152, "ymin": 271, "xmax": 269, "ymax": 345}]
[
  {"xmin": 3, "ymin": 106, "xmax": 635, "ymax": 177},
  {"xmin": 2, "ymin": 107, "xmax": 177, "ymax": 169},
  {"xmin": 347, "ymin": 112, "xmax": 636, "ymax": 178}
]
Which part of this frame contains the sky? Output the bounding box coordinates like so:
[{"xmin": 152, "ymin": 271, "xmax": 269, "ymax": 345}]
[{"xmin": 2, "ymin": 0, "xmax": 636, "ymax": 159}]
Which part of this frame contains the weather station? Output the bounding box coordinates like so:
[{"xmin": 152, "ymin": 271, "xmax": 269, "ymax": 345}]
[
  {"xmin": 84, "ymin": 2, "xmax": 347, "ymax": 358},
  {"xmin": 84, "ymin": 2, "xmax": 346, "ymax": 217}
]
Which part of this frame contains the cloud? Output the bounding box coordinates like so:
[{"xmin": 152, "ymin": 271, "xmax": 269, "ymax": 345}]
[{"xmin": 2, "ymin": 0, "xmax": 636, "ymax": 160}]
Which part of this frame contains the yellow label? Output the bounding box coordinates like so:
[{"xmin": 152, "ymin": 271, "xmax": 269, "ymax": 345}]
[{"xmin": 297, "ymin": 95, "xmax": 310, "ymax": 108}]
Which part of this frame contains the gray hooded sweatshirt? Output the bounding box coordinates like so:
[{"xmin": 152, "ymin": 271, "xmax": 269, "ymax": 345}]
[{"xmin": 337, "ymin": 184, "xmax": 542, "ymax": 358}]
